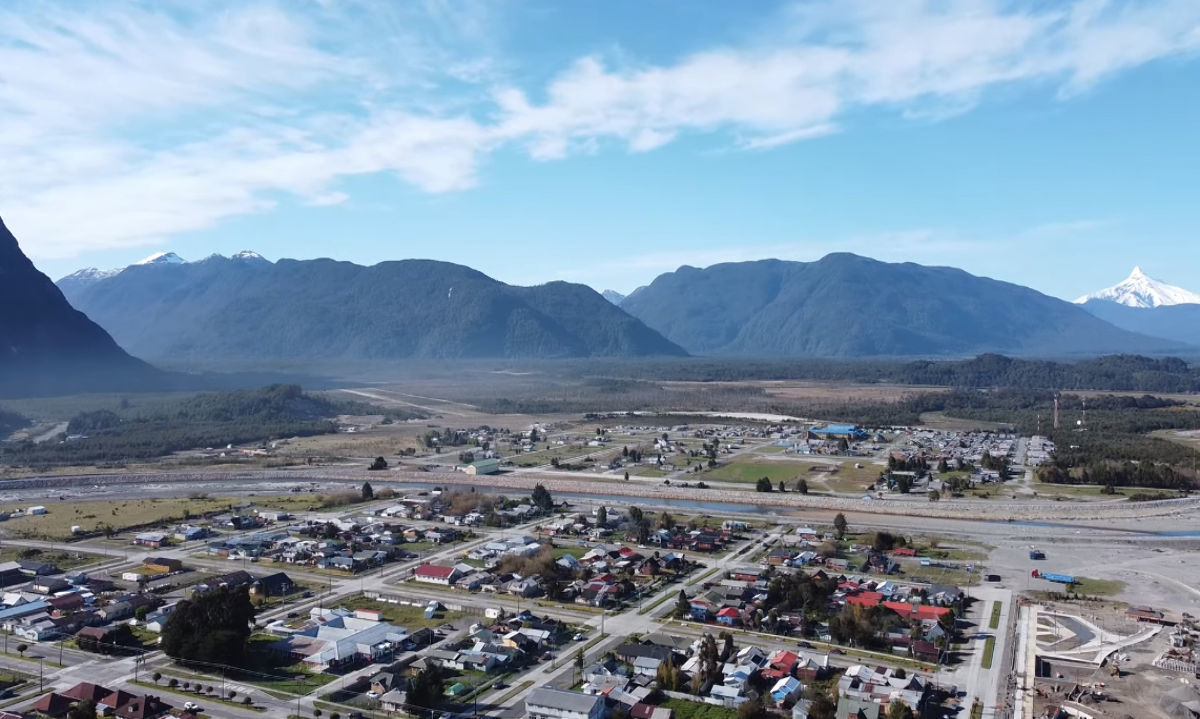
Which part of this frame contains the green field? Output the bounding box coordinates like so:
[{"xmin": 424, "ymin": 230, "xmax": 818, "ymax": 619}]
[
  {"xmin": 340, "ymin": 596, "xmax": 466, "ymax": 629},
  {"xmin": 702, "ymin": 460, "xmax": 805, "ymax": 484},
  {"xmin": 981, "ymin": 636, "xmax": 996, "ymax": 669},
  {"xmin": 0, "ymin": 546, "xmax": 105, "ymax": 571},
  {"xmin": 988, "ymin": 602, "xmax": 1002, "ymax": 630},
  {"xmin": 0, "ymin": 494, "xmax": 332, "ymax": 540},
  {"xmin": 663, "ymin": 698, "xmax": 738, "ymax": 719},
  {"xmin": 551, "ymin": 545, "xmax": 587, "ymax": 561},
  {"xmin": 508, "ymin": 443, "xmax": 615, "ymax": 468},
  {"xmin": 1068, "ymin": 576, "xmax": 1127, "ymax": 596}
]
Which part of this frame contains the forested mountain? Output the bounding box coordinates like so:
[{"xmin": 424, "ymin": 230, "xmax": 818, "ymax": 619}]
[
  {"xmin": 1078, "ymin": 300, "xmax": 1200, "ymax": 348},
  {"xmin": 60, "ymin": 256, "xmax": 686, "ymax": 362},
  {"xmin": 619, "ymin": 254, "xmax": 1182, "ymax": 357},
  {"xmin": 0, "ymin": 217, "xmax": 160, "ymax": 397}
]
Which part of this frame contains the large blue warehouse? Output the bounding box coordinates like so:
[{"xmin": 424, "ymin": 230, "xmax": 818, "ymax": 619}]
[{"xmin": 810, "ymin": 424, "xmax": 868, "ymax": 439}]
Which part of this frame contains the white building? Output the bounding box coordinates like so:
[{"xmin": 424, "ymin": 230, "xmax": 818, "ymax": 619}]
[{"xmin": 525, "ymin": 687, "xmax": 605, "ymax": 719}]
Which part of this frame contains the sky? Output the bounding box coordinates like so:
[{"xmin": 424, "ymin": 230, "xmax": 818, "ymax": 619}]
[{"xmin": 2, "ymin": 0, "xmax": 1199, "ymax": 301}]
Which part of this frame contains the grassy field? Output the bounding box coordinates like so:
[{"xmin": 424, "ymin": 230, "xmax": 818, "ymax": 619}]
[
  {"xmin": 132, "ymin": 679, "xmax": 268, "ymax": 712},
  {"xmin": 1, "ymin": 497, "xmax": 242, "ymax": 540},
  {"xmin": 0, "ymin": 546, "xmax": 105, "ymax": 571},
  {"xmin": 1068, "ymin": 576, "xmax": 1127, "ymax": 596},
  {"xmin": 551, "ymin": 545, "xmax": 588, "ymax": 560},
  {"xmin": 0, "ymin": 493, "xmax": 354, "ymax": 541},
  {"xmin": 702, "ymin": 460, "xmax": 805, "ymax": 485},
  {"xmin": 508, "ymin": 443, "xmax": 616, "ymax": 468},
  {"xmin": 981, "ymin": 636, "xmax": 996, "ymax": 669},
  {"xmin": 340, "ymin": 596, "xmax": 466, "ymax": 629},
  {"xmin": 1030, "ymin": 483, "xmax": 1118, "ymax": 500},
  {"xmin": 627, "ymin": 465, "xmax": 669, "ymax": 477},
  {"xmin": 988, "ymin": 602, "xmax": 1002, "ymax": 630},
  {"xmin": 663, "ymin": 697, "xmax": 738, "ymax": 719}
]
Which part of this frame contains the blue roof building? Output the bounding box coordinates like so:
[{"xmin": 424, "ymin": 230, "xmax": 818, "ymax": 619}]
[{"xmin": 810, "ymin": 424, "xmax": 868, "ymax": 439}]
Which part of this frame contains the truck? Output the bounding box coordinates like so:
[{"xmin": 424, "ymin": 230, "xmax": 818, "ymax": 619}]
[
  {"xmin": 1029, "ymin": 549, "xmax": 1045, "ymax": 560},
  {"xmin": 1031, "ymin": 569, "xmax": 1075, "ymax": 584}
]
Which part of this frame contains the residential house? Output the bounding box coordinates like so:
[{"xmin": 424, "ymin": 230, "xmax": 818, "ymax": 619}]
[
  {"xmin": 133, "ymin": 532, "xmax": 169, "ymax": 548},
  {"xmin": 834, "ymin": 696, "xmax": 880, "ymax": 719},
  {"xmin": 525, "ymin": 687, "xmax": 605, "ymax": 719},
  {"xmin": 413, "ymin": 564, "xmax": 461, "ymax": 585},
  {"xmin": 770, "ymin": 676, "xmax": 803, "ymax": 705},
  {"xmin": 708, "ymin": 683, "xmax": 747, "ymax": 708},
  {"xmin": 250, "ymin": 572, "xmax": 295, "ymax": 598},
  {"xmin": 271, "ymin": 610, "xmax": 407, "ymax": 671},
  {"xmin": 143, "ymin": 557, "xmax": 183, "ymax": 573},
  {"xmin": 18, "ymin": 560, "xmax": 58, "ymax": 576},
  {"xmin": 30, "ymin": 691, "xmax": 76, "ymax": 717}
]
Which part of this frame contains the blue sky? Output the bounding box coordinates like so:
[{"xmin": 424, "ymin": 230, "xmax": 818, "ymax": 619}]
[{"xmin": 3, "ymin": 0, "xmax": 1199, "ymax": 301}]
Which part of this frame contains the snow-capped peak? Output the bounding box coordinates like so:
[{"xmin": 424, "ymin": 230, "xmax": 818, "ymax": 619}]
[
  {"xmin": 1075, "ymin": 266, "xmax": 1200, "ymax": 308},
  {"xmin": 59, "ymin": 267, "xmax": 121, "ymax": 282},
  {"xmin": 231, "ymin": 250, "xmax": 268, "ymax": 262},
  {"xmin": 134, "ymin": 251, "xmax": 186, "ymax": 266}
]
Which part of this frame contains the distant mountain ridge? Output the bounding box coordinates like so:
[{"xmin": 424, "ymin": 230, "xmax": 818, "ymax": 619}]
[
  {"xmin": 1075, "ymin": 266, "xmax": 1200, "ymax": 308},
  {"xmin": 57, "ymin": 250, "xmax": 267, "ymax": 296},
  {"xmin": 1074, "ymin": 267, "xmax": 1200, "ymax": 346},
  {"xmin": 0, "ymin": 217, "xmax": 160, "ymax": 397},
  {"xmin": 619, "ymin": 254, "xmax": 1183, "ymax": 357},
  {"xmin": 60, "ymin": 255, "xmax": 686, "ymax": 362}
]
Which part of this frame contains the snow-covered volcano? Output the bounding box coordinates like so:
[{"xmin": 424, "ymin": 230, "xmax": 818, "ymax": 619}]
[{"xmin": 1075, "ymin": 266, "xmax": 1200, "ymax": 308}]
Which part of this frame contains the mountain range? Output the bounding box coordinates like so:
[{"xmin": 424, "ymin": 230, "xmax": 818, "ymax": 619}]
[
  {"xmin": 58, "ymin": 253, "xmax": 685, "ymax": 362},
  {"xmin": 0, "ymin": 217, "xmax": 159, "ymax": 397},
  {"xmin": 1073, "ymin": 266, "xmax": 1200, "ymax": 347},
  {"xmin": 617, "ymin": 255, "xmax": 1180, "ymax": 357},
  {"xmin": 56, "ymin": 250, "xmax": 1191, "ymax": 363},
  {"xmin": 1074, "ymin": 266, "xmax": 1200, "ymax": 308}
]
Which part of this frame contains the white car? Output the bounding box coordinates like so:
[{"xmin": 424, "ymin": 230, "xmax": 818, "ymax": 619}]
[
  {"xmin": 183, "ymin": 702, "xmax": 202, "ymax": 711},
  {"xmin": 367, "ymin": 691, "xmax": 380, "ymax": 699}
]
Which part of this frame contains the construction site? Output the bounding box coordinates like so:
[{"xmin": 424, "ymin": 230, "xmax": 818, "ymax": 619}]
[{"xmin": 1017, "ymin": 599, "xmax": 1200, "ymax": 719}]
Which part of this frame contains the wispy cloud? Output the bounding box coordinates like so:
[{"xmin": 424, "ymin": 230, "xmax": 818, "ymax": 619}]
[
  {"xmin": 1020, "ymin": 219, "xmax": 1115, "ymax": 238},
  {"xmin": 1, "ymin": 0, "xmax": 1198, "ymax": 259}
]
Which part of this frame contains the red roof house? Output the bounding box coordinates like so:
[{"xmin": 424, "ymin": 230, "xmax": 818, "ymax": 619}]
[
  {"xmin": 413, "ymin": 563, "xmax": 459, "ymax": 585},
  {"xmin": 882, "ymin": 601, "xmax": 950, "ymax": 622}
]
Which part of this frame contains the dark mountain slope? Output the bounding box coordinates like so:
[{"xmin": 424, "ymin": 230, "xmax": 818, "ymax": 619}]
[
  {"xmin": 61, "ymin": 256, "xmax": 685, "ymax": 362},
  {"xmin": 0, "ymin": 217, "xmax": 159, "ymax": 397},
  {"xmin": 1079, "ymin": 300, "xmax": 1200, "ymax": 348},
  {"xmin": 620, "ymin": 254, "xmax": 1181, "ymax": 357}
]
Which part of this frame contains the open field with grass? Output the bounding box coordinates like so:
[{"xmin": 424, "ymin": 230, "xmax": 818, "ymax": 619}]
[
  {"xmin": 663, "ymin": 697, "xmax": 738, "ymax": 719},
  {"xmin": 1030, "ymin": 483, "xmax": 1122, "ymax": 500},
  {"xmin": 919, "ymin": 412, "xmax": 1012, "ymax": 432},
  {"xmin": 0, "ymin": 493, "xmax": 376, "ymax": 541},
  {"xmin": 509, "ymin": 444, "xmax": 620, "ymax": 468},
  {"xmin": 0, "ymin": 546, "xmax": 106, "ymax": 571},
  {"xmin": 701, "ymin": 459, "xmax": 807, "ymax": 485},
  {"xmin": 626, "ymin": 465, "xmax": 669, "ymax": 477},
  {"xmin": 0, "ymin": 496, "xmax": 242, "ymax": 540},
  {"xmin": 1068, "ymin": 576, "xmax": 1127, "ymax": 596},
  {"xmin": 551, "ymin": 545, "xmax": 588, "ymax": 561},
  {"xmin": 340, "ymin": 596, "xmax": 467, "ymax": 629}
]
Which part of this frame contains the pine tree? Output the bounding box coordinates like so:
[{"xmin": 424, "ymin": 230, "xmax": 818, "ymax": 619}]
[{"xmin": 833, "ymin": 513, "xmax": 848, "ymax": 539}]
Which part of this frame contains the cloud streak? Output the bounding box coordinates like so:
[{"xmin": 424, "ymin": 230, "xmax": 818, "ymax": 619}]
[{"xmin": 1, "ymin": 0, "xmax": 1198, "ymax": 259}]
